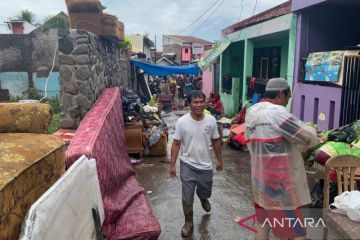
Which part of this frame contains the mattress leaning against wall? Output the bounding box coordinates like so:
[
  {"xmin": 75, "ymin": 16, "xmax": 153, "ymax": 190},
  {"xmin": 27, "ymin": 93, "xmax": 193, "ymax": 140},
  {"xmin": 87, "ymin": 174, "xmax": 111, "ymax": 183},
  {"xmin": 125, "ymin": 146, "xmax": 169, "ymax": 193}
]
[{"xmin": 19, "ymin": 155, "xmax": 104, "ymax": 240}]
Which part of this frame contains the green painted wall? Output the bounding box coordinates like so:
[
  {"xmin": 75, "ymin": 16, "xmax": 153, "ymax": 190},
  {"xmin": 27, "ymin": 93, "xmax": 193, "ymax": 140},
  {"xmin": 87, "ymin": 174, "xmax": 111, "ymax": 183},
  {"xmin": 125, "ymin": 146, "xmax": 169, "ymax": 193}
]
[
  {"xmin": 243, "ymin": 39, "xmax": 254, "ymax": 101},
  {"xmin": 220, "ymin": 41, "xmax": 244, "ymax": 116},
  {"xmin": 218, "ymin": 14, "xmax": 297, "ymax": 115}
]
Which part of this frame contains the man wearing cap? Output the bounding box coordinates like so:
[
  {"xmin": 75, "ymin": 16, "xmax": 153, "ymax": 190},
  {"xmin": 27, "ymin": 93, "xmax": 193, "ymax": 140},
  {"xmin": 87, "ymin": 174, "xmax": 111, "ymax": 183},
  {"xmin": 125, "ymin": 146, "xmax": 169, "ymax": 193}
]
[{"xmin": 245, "ymin": 78, "xmax": 318, "ymax": 240}]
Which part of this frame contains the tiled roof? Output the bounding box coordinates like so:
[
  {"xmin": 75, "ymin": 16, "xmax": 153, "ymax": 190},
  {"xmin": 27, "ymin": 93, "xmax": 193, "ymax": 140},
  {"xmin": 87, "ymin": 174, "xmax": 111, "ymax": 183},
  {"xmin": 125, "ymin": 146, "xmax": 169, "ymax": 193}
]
[
  {"xmin": 222, "ymin": 1, "xmax": 291, "ymax": 36},
  {"xmin": 164, "ymin": 35, "xmax": 213, "ymax": 45}
]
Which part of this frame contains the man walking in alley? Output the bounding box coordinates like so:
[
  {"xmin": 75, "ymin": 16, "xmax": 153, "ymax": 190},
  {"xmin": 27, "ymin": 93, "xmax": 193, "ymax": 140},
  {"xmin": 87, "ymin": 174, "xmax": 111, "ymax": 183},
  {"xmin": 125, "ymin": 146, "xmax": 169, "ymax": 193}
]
[
  {"xmin": 170, "ymin": 90, "xmax": 223, "ymax": 237},
  {"xmin": 245, "ymin": 78, "xmax": 318, "ymax": 240}
]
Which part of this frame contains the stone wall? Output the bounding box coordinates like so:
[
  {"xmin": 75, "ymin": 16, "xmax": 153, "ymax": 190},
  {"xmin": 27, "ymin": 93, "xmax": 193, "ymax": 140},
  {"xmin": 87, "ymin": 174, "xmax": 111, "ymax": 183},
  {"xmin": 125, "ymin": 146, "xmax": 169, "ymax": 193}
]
[{"xmin": 58, "ymin": 29, "xmax": 131, "ymax": 129}]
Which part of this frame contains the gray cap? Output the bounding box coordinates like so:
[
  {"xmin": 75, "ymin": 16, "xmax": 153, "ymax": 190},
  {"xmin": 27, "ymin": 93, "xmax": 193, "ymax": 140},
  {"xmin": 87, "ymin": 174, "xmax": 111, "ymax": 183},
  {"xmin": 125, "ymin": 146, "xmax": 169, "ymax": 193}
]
[{"xmin": 265, "ymin": 78, "xmax": 290, "ymax": 91}]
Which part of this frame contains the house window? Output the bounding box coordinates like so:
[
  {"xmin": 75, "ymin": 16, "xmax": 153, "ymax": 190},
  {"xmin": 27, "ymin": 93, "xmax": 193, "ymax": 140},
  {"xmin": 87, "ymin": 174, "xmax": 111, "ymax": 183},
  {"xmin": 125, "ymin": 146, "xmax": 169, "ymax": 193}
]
[
  {"xmin": 222, "ymin": 75, "xmax": 232, "ymax": 93},
  {"xmin": 185, "ymin": 48, "xmax": 189, "ymax": 54},
  {"xmin": 253, "ymin": 47, "xmax": 281, "ymax": 80}
]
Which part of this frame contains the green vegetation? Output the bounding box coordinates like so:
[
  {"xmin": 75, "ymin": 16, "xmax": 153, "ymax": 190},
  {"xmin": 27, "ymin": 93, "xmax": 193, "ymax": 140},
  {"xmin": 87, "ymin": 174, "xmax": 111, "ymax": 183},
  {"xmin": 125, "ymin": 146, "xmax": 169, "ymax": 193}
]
[
  {"xmin": 46, "ymin": 97, "xmax": 60, "ymax": 114},
  {"xmin": 118, "ymin": 35, "xmax": 132, "ymax": 50},
  {"xmin": 26, "ymin": 87, "xmax": 42, "ymax": 100},
  {"xmin": 46, "ymin": 97, "xmax": 61, "ymax": 134},
  {"xmin": 18, "ymin": 9, "xmax": 36, "ymax": 24},
  {"xmin": 48, "ymin": 113, "xmax": 60, "ymax": 134},
  {"xmin": 41, "ymin": 14, "xmax": 69, "ymax": 31}
]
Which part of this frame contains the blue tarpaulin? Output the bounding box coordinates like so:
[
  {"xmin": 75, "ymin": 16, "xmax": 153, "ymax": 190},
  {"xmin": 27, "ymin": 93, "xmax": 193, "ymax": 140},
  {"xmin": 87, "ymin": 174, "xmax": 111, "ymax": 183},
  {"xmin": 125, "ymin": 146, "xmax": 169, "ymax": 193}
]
[{"xmin": 130, "ymin": 60, "xmax": 200, "ymax": 76}]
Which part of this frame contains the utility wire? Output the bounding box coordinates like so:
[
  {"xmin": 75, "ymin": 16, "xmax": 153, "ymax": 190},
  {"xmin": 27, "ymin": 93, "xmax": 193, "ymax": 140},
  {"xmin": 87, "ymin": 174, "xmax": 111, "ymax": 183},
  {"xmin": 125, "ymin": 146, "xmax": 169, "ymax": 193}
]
[
  {"xmin": 178, "ymin": 0, "xmax": 221, "ymax": 34},
  {"xmin": 252, "ymin": 0, "xmax": 259, "ymax": 16},
  {"xmin": 189, "ymin": 0, "xmax": 224, "ymax": 35},
  {"xmin": 238, "ymin": 0, "xmax": 245, "ymax": 21},
  {"xmin": 105, "ymin": 0, "xmax": 116, "ymax": 7}
]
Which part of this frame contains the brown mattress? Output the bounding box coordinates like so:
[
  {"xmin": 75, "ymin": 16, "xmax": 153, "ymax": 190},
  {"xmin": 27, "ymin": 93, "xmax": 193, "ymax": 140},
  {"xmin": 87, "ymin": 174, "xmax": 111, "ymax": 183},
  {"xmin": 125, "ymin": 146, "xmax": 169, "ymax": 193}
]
[{"xmin": 0, "ymin": 133, "xmax": 65, "ymax": 240}]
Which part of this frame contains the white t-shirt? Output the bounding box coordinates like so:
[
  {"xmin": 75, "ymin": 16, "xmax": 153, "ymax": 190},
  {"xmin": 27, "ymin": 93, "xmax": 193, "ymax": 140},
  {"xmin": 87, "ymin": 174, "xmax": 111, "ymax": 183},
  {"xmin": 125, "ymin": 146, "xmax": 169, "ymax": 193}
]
[{"xmin": 174, "ymin": 113, "xmax": 219, "ymax": 170}]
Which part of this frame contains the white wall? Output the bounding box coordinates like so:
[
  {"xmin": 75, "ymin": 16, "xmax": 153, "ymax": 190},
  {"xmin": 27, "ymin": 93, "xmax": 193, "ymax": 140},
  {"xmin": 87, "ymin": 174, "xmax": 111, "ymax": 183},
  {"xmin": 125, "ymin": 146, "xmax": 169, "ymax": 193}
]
[{"xmin": 0, "ymin": 24, "xmax": 10, "ymax": 34}]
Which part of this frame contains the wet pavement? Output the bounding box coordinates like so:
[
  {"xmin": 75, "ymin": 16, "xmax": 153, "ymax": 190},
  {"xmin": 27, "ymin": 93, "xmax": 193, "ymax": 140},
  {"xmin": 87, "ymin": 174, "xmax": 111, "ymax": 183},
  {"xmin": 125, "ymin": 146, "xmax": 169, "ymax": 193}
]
[
  {"xmin": 134, "ymin": 110, "xmax": 256, "ymax": 240},
  {"xmin": 133, "ymin": 110, "xmax": 326, "ymax": 240}
]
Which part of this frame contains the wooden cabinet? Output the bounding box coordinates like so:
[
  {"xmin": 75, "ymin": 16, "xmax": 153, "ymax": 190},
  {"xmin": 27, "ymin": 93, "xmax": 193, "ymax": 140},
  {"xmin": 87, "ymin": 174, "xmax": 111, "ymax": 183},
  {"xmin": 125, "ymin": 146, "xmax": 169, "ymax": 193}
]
[{"xmin": 124, "ymin": 121, "xmax": 143, "ymax": 155}]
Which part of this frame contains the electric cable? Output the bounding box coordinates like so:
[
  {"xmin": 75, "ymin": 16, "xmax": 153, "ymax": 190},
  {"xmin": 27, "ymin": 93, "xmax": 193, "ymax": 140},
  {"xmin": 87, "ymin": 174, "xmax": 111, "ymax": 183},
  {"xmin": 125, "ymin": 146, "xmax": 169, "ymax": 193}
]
[
  {"xmin": 189, "ymin": 0, "xmax": 224, "ymax": 36},
  {"xmin": 38, "ymin": 41, "xmax": 59, "ymax": 103},
  {"xmin": 178, "ymin": 0, "xmax": 221, "ymax": 34},
  {"xmin": 252, "ymin": 0, "xmax": 259, "ymax": 16},
  {"xmin": 105, "ymin": 0, "xmax": 116, "ymax": 7},
  {"xmin": 238, "ymin": 0, "xmax": 245, "ymax": 21}
]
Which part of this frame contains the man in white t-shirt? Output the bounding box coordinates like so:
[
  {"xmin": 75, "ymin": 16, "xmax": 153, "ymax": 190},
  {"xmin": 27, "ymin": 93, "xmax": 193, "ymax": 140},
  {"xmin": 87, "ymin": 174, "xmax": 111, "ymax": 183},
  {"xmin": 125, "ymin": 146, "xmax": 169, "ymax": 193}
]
[{"xmin": 170, "ymin": 90, "xmax": 223, "ymax": 237}]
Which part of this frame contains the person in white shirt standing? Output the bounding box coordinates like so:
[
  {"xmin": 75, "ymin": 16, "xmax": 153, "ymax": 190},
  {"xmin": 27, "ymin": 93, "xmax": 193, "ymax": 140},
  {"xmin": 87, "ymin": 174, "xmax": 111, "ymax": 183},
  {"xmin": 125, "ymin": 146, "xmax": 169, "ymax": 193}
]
[{"xmin": 170, "ymin": 90, "xmax": 223, "ymax": 237}]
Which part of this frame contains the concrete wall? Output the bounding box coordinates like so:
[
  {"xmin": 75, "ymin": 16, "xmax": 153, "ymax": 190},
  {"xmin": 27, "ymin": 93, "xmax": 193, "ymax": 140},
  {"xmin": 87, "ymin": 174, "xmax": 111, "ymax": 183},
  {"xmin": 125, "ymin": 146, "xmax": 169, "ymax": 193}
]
[
  {"xmin": 129, "ymin": 35, "xmax": 143, "ymax": 53},
  {"xmin": 0, "ymin": 72, "xmax": 28, "ymax": 97},
  {"xmin": 292, "ymin": 0, "xmax": 326, "ymax": 11},
  {"xmin": 220, "ymin": 41, "xmax": 244, "ymax": 116},
  {"xmin": 0, "ymin": 29, "xmax": 59, "ymax": 73},
  {"xmin": 0, "ymin": 29, "xmax": 60, "ymax": 98},
  {"xmin": 292, "ymin": 83, "xmax": 341, "ymax": 131},
  {"xmin": 0, "ymin": 72, "xmax": 60, "ymax": 98},
  {"xmin": 58, "ymin": 29, "xmax": 131, "ymax": 129},
  {"xmin": 163, "ymin": 44, "xmax": 179, "ymax": 63},
  {"xmin": 292, "ymin": 4, "xmax": 360, "ymax": 129}
]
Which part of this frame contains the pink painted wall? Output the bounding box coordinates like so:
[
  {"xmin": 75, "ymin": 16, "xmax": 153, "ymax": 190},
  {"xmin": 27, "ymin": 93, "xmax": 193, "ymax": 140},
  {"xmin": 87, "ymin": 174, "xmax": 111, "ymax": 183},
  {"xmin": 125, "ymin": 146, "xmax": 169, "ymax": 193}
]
[
  {"xmin": 202, "ymin": 64, "xmax": 214, "ymax": 97},
  {"xmin": 181, "ymin": 47, "xmax": 191, "ymax": 61}
]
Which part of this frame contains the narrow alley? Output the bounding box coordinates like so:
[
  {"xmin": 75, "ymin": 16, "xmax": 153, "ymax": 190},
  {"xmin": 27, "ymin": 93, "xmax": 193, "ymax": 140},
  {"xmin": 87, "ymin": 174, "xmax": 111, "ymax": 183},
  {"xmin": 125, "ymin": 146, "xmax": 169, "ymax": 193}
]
[
  {"xmin": 1, "ymin": 0, "xmax": 360, "ymax": 239},
  {"xmin": 134, "ymin": 110, "xmax": 255, "ymax": 239}
]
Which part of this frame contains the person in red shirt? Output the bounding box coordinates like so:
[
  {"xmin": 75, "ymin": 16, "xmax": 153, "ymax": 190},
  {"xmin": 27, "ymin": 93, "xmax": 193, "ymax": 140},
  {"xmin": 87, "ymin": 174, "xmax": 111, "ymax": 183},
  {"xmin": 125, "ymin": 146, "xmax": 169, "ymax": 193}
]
[
  {"xmin": 208, "ymin": 94, "xmax": 225, "ymax": 143},
  {"xmin": 210, "ymin": 94, "xmax": 224, "ymax": 117}
]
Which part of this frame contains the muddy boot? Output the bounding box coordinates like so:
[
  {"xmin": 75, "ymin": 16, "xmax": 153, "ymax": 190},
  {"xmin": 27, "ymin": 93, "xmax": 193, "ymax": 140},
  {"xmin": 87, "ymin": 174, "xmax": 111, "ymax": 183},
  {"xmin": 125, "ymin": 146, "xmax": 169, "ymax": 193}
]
[
  {"xmin": 200, "ymin": 198, "xmax": 211, "ymax": 212},
  {"xmin": 181, "ymin": 201, "xmax": 194, "ymax": 237}
]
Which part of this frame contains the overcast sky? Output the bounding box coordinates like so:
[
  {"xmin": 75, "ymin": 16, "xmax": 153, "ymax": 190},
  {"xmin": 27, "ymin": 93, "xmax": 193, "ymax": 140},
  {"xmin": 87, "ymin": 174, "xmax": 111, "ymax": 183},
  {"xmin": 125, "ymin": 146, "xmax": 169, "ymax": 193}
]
[{"xmin": 0, "ymin": 0, "xmax": 288, "ymax": 46}]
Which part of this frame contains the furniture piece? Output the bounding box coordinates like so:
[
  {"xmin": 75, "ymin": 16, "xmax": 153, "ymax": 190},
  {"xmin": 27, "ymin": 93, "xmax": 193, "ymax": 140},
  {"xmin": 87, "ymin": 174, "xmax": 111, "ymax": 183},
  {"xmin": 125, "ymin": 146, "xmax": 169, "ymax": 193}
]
[
  {"xmin": 148, "ymin": 133, "xmax": 167, "ymax": 156},
  {"xmin": 0, "ymin": 103, "xmax": 65, "ymax": 240},
  {"xmin": 65, "ymin": 0, "xmax": 124, "ymax": 41},
  {"xmin": 66, "ymin": 88, "xmax": 161, "ymax": 239},
  {"xmin": 124, "ymin": 121, "xmax": 144, "ymax": 155},
  {"xmin": 323, "ymin": 155, "xmax": 360, "ymax": 239},
  {"xmin": 53, "ymin": 128, "xmax": 76, "ymax": 147},
  {"xmin": 20, "ymin": 156, "xmax": 104, "ymax": 240}
]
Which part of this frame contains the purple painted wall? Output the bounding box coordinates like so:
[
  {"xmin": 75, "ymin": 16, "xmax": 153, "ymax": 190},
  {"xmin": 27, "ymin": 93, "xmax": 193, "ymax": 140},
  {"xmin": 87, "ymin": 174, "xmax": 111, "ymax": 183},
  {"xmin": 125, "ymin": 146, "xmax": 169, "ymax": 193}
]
[
  {"xmin": 292, "ymin": 0, "xmax": 326, "ymax": 11},
  {"xmin": 292, "ymin": 83, "xmax": 342, "ymax": 131},
  {"xmin": 292, "ymin": 3, "xmax": 360, "ymax": 129}
]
